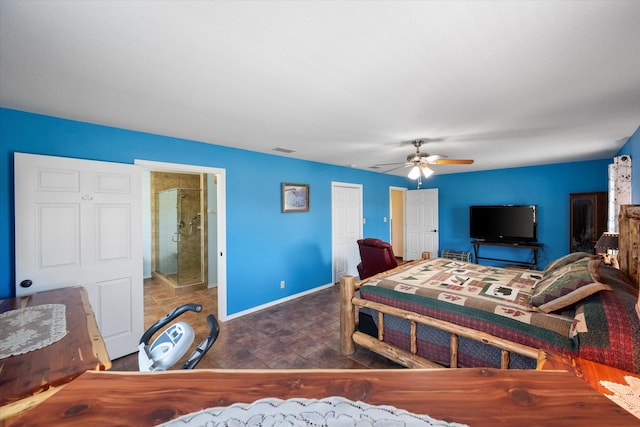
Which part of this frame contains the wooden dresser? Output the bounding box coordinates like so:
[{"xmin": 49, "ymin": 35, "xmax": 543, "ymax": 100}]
[{"xmin": 0, "ymin": 286, "xmax": 111, "ymax": 420}]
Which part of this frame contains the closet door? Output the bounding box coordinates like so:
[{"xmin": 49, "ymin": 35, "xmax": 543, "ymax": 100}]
[
  {"xmin": 405, "ymin": 188, "xmax": 438, "ymax": 261},
  {"xmin": 569, "ymin": 192, "xmax": 607, "ymax": 253},
  {"xmin": 332, "ymin": 182, "xmax": 363, "ymax": 282}
]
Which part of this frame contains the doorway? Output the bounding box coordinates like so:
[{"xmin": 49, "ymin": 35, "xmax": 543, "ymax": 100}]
[
  {"xmin": 136, "ymin": 160, "xmax": 228, "ymax": 321},
  {"xmin": 390, "ymin": 187, "xmax": 405, "ymax": 259}
]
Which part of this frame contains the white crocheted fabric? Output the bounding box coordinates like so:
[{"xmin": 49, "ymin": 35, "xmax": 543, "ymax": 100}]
[
  {"xmin": 0, "ymin": 304, "xmax": 67, "ymax": 358},
  {"xmin": 600, "ymin": 375, "xmax": 640, "ymax": 419},
  {"xmin": 158, "ymin": 396, "xmax": 468, "ymax": 427}
]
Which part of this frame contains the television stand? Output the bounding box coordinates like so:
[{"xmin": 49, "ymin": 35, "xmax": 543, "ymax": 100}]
[{"xmin": 471, "ymin": 240, "xmax": 542, "ymax": 270}]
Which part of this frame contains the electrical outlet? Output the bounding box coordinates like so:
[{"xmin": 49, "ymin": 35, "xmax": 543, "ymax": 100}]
[{"xmin": 280, "ymin": 280, "xmax": 285, "ymax": 289}]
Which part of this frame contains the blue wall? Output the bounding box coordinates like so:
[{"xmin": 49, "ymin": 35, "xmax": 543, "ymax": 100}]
[
  {"xmin": 1, "ymin": 108, "xmax": 635, "ymax": 314},
  {"xmin": 0, "ymin": 108, "xmax": 407, "ymax": 309},
  {"xmin": 414, "ymin": 125, "xmax": 640, "ymax": 268},
  {"xmin": 417, "ymin": 161, "xmax": 610, "ymax": 268},
  {"xmin": 617, "ymin": 125, "xmax": 640, "ymax": 203}
]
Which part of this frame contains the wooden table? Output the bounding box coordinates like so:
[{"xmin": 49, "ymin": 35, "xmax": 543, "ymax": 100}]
[
  {"xmin": 539, "ymin": 350, "xmax": 640, "ymax": 398},
  {"xmin": 0, "ymin": 287, "xmax": 111, "ymax": 420},
  {"xmin": 7, "ymin": 368, "xmax": 638, "ymax": 426}
]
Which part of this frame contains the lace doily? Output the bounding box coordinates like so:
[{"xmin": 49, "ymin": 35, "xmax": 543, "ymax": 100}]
[
  {"xmin": 158, "ymin": 396, "xmax": 468, "ymax": 427},
  {"xmin": 0, "ymin": 304, "xmax": 67, "ymax": 358},
  {"xmin": 600, "ymin": 375, "xmax": 640, "ymax": 419}
]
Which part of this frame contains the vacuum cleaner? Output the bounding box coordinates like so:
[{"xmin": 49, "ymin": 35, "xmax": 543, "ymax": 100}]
[{"xmin": 138, "ymin": 303, "xmax": 219, "ymax": 371}]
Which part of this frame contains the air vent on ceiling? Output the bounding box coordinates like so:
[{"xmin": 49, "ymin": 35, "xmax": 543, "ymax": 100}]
[{"xmin": 273, "ymin": 146, "xmax": 296, "ymax": 153}]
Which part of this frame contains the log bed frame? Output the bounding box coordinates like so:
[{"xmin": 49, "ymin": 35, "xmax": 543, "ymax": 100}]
[{"xmin": 339, "ymin": 204, "xmax": 640, "ymax": 369}]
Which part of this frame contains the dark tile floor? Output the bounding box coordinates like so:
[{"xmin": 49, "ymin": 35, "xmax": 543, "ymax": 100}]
[{"xmin": 111, "ymin": 277, "xmax": 400, "ymax": 371}]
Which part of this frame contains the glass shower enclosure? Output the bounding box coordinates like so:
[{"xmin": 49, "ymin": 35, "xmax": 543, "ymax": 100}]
[{"xmin": 157, "ymin": 188, "xmax": 203, "ymax": 286}]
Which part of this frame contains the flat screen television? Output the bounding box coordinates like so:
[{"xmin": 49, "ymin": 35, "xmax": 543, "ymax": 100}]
[{"xmin": 469, "ymin": 205, "xmax": 538, "ymax": 243}]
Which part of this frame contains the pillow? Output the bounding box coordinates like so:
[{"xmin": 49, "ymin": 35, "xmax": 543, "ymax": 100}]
[
  {"xmin": 595, "ymin": 260, "xmax": 638, "ymax": 296},
  {"xmin": 543, "ymin": 252, "xmax": 595, "ymax": 276},
  {"xmin": 595, "ymin": 261, "xmax": 640, "ymax": 322},
  {"xmin": 530, "ymin": 257, "xmax": 611, "ymax": 313}
]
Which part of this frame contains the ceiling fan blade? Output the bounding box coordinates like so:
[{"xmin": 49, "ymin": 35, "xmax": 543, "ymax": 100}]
[
  {"xmin": 424, "ymin": 154, "xmax": 446, "ymax": 163},
  {"xmin": 432, "ymin": 159, "xmax": 474, "ymax": 165},
  {"xmin": 382, "ymin": 163, "xmax": 412, "ymax": 173},
  {"xmin": 374, "ymin": 162, "xmax": 408, "ymax": 166}
]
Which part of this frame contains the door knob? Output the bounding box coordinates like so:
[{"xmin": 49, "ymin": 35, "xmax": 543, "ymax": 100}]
[{"xmin": 20, "ymin": 279, "xmax": 33, "ymax": 288}]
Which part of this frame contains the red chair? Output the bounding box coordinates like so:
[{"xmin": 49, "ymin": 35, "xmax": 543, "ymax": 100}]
[{"xmin": 356, "ymin": 238, "xmax": 398, "ymax": 279}]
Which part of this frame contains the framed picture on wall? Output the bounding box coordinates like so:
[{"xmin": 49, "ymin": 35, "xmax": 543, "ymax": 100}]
[{"xmin": 282, "ymin": 183, "xmax": 309, "ymax": 213}]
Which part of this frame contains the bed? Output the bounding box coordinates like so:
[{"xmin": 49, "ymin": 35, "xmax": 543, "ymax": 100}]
[{"xmin": 340, "ymin": 205, "xmax": 640, "ymax": 373}]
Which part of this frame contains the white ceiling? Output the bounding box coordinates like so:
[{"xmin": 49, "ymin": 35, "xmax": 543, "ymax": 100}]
[{"xmin": 1, "ymin": 1, "xmax": 639, "ymax": 176}]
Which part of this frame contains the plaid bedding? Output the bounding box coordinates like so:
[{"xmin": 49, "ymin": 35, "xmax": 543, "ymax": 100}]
[{"xmin": 359, "ymin": 258, "xmax": 640, "ymax": 372}]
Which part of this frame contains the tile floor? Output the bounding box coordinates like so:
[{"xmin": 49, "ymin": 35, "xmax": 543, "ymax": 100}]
[{"xmin": 110, "ymin": 277, "xmax": 400, "ymax": 371}]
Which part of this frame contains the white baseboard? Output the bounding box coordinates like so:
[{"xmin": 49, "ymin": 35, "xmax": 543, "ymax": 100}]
[{"xmin": 223, "ymin": 283, "xmax": 335, "ymax": 321}]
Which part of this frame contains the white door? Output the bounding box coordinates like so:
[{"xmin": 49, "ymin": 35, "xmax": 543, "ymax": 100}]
[
  {"xmin": 405, "ymin": 188, "xmax": 439, "ymax": 261},
  {"xmin": 332, "ymin": 182, "xmax": 363, "ymax": 282},
  {"xmin": 14, "ymin": 153, "xmax": 143, "ymax": 359}
]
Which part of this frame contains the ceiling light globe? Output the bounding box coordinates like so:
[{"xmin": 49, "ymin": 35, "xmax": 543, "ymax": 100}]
[
  {"xmin": 422, "ymin": 166, "xmax": 434, "ymax": 178},
  {"xmin": 408, "ymin": 166, "xmax": 420, "ymax": 179}
]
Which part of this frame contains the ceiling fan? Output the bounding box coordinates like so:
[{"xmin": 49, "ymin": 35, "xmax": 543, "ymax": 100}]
[{"xmin": 375, "ymin": 139, "xmax": 474, "ymax": 186}]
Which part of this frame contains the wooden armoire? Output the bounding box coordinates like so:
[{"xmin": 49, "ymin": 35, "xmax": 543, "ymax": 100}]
[{"xmin": 569, "ymin": 192, "xmax": 608, "ymax": 253}]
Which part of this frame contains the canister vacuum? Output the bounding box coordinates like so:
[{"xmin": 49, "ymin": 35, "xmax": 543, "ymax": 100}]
[{"xmin": 138, "ymin": 303, "xmax": 219, "ymax": 371}]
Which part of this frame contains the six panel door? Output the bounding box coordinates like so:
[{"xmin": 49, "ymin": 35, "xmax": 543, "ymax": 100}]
[{"xmin": 14, "ymin": 152, "xmax": 143, "ymax": 359}]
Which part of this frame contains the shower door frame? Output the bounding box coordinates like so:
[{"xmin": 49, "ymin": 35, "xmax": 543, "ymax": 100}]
[
  {"xmin": 136, "ymin": 160, "xmax": 228, "ymax": 321},
  {"xmin": 157, "ymin": 187, "xmax": 204, "ymax": 286},
  {"xmin": 174, "ymin": 188, "xmax": 204, "ymax": 286},
  {"xmin": 157, "ymin": 188, "xmax": 179, "ymax": 280}
]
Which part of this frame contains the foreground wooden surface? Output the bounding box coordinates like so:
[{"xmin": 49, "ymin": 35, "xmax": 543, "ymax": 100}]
[
  {"xmin": 0, "ymin": 287, "xmax": 111, "ymax": 419},
  {"xmin": 8, "ymin": 368, "xmax": 638, "ymax": 426},
  {"xmin": 539, "ymin": 350, "xmax": 640, "ymax": 396}
]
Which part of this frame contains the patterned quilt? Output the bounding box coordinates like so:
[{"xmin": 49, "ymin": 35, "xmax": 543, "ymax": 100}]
[
  {"xmin": 359, "ymin": 258, "xmax": 640, "ymax": 372},
  {"xmin": 359, "ymin": 259, "xmax": 567, "ymax": 369}
]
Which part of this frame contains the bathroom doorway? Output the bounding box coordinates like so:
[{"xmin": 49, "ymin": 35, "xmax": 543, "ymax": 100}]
[{"xmin": 136, "ymin": 159, "xmax": 228, "ymax": 321}]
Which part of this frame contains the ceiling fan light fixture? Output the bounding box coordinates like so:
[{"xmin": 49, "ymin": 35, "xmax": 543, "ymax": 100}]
[
  {"xmin": 421, "ymin": 165, "xmax": 434, "ymax": 178},
  {"xmin": 408, "ymin": 165, "xmax": 421, "ymax": 179},
  {"xmin": 375, "ymin": 138, "xmax": 474, "ymax": 178}
]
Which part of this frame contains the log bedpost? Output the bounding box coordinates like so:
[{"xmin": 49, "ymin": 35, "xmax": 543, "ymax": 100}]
[{"xmin": 340, "ymin": 275, "xmax": 356, "ymax": 355}]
